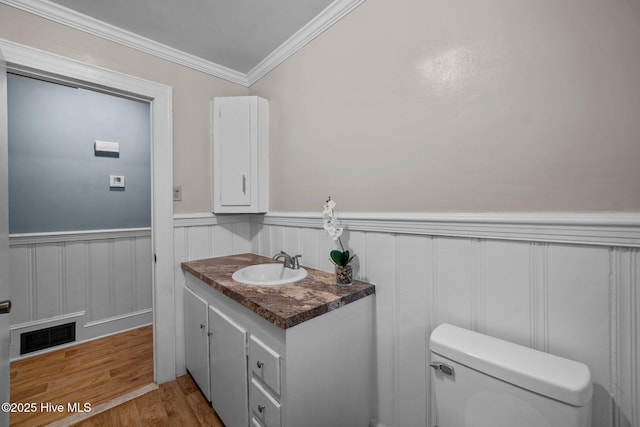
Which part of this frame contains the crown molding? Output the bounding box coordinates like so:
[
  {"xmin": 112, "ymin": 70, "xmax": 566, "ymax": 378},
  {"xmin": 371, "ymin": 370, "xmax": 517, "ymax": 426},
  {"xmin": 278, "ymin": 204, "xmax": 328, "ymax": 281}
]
[
  {"xmin": 1, "ymin": 0, "xmax": 249, "ymax": 86},
  {"xmin": 2, "ymin": 0, "xmax": 367, "ymax": 88},
  {"xmin": 246, "ymin": 0, "xmax": 366, "ymax": 86}
]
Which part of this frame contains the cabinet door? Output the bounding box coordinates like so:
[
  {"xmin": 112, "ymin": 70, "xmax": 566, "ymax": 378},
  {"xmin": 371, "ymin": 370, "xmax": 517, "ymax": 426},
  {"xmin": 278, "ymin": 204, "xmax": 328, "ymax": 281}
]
[
  {"xmin": 212, "ymin": 96, "xmax": 268, "ymax": 213},
  {"xmin": 213, "ymin": 97, "xmax": 254, "ymax": 208},
  {"xmin": 184, "ymin": 287, "xmax": 210, "ymax": 400},
  {"xmin": 209, "ymin": 305, "xmax": 249, "ymax": 427}
]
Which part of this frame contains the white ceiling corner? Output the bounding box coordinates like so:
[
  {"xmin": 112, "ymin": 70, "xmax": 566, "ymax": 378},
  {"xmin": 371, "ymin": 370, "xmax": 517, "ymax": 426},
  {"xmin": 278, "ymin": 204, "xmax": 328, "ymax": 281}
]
[
  {"xmin": 245, "ymin": 0, "xmax": 366, "ymax": 86},
  {"xmin": 1, "ymin": 0, "xmax": 366, "ymax": 87}
]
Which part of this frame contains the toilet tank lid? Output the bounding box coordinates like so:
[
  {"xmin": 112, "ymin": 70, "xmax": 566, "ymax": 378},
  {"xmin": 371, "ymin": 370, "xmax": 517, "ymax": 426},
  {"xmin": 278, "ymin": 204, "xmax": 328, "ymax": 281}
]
[{"xmin": 429, "ymin": 324, "xmax": 592, "ymax": 407}]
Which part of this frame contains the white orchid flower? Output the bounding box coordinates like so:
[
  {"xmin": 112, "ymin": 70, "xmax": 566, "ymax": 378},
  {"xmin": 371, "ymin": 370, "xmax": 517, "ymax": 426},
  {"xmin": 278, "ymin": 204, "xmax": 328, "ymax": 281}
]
[
  {"xmin": 322, "ymin": 197, "xmax": 355, "ymax": 270},
  {"xmin": 323, "ymin": 198, "xmax": 337, "ymax": 216},
  {"xmin": 326, "ymin": 223, "xmax": 343, "ymax": 240},
  {"xmin": 322, "ymin": 197, "xmax": 343, "ymax": 240}
]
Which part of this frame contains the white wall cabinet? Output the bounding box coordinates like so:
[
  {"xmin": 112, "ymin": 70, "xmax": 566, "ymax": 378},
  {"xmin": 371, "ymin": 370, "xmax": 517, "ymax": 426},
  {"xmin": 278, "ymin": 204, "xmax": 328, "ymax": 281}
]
[
  {"xmin": 185, "ymin": 272, "xmax": 374, "ymax": 427},
  {"xmin": 211, "ymin": 96, "xmax": 269, "ymax": 213},
  {"xmin": 184, "ymin": 286, "xmax": 210, "ymax": 400}
]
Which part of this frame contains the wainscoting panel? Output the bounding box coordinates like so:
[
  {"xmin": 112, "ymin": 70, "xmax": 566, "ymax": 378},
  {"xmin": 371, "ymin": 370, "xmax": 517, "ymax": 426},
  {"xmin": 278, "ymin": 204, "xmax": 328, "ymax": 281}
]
[
  {"xmin": 248, "ymin": 213, "xmax": 640, "ymax": 427},
  {"xmin": 172, "ymin": 214, "xmax": 252, "ymax": 377},
  {"xmin": 65, "ymin": 242, "xmax": 88, "ymax": 317},
  {"xmin": 483, "ymin": 240, "xmax": 531, "ymax": 347},
  {"xmin": 394, "ymin": 234, "xmax": 431, "ymax": 427},
  {"xmin": 89, "ymin": 240, "xmax": 111, "ymax": 322},
  {"xmin": 8, "ymin": 229, "xmax": 152, "ymax": 359}
]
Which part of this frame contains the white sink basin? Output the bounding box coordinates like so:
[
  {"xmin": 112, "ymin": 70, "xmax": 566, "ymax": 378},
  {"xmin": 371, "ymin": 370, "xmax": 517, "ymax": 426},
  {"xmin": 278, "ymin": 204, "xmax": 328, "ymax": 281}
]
[{"xmin": 232, "ymin": 263, "xmax": 308, "ymax": 286}]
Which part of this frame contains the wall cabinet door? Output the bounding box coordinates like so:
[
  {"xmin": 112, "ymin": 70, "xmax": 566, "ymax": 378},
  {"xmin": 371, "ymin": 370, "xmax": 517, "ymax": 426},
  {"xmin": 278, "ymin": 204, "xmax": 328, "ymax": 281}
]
[
  {"xmin": 212, "ymin": 96, "xmax": 268, "ymax": 213},
  {"xmin": 184, "ymin": 287, "xmax": 210, "ymax": 400},
  {"xmin": 209, "ymin": 305, "xmax": 249, "ymax": 427}
]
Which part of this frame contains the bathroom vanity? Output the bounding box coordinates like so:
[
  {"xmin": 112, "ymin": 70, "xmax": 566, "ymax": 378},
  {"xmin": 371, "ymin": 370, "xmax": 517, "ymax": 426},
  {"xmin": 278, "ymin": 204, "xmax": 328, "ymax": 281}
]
[{"xmin": 181, "ymin": 253, "xmax": 376, "ymax": 427}]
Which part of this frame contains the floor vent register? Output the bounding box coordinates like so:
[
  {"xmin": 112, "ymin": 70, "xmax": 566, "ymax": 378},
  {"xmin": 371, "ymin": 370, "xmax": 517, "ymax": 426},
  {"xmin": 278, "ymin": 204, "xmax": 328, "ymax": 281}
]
[{"xmin": 20, "ymin": 322, "xmax": 76, "ymax": 355}]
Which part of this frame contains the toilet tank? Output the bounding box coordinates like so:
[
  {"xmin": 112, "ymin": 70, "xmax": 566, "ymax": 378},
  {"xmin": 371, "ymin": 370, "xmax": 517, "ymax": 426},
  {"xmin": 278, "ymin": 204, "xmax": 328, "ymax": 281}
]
[{"xmin": 429, "ymin": 324, "xmax": 592, "ymax": 427}]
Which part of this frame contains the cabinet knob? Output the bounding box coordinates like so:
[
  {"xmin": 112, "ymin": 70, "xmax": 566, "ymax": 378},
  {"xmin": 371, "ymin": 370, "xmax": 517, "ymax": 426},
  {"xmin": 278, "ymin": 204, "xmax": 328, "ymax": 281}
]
[
  {"xmin": 256, "ymin": 360, "xmax": 264, "ymax": 369},
  {"xmin": 207, "ymin": 331, "xmax": 213, "ymax": 336},
  {"xmin": 258, "ymin": 404, "xmax": 265, "ymax": 413},
  {"xmin": 200, "ymin": 324, "xmax": 205, "ymax": 329}
]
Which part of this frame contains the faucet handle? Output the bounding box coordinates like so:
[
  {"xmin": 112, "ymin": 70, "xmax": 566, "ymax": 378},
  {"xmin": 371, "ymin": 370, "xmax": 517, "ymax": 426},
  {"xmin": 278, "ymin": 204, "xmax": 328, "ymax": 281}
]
[{"xmin": 292, "ymin": 254, "xmax": 302, "ymax": 269}]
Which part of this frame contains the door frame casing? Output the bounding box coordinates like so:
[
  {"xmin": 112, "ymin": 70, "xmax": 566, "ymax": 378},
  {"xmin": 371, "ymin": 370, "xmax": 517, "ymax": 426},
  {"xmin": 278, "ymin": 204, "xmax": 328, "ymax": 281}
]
[
  {"xmin": 0, "ymin": 38, "xmax": 176, "ymax": 383},
  {"xmin": 0, "ymin": 43, "xmax": 10, "ymax": 427}
]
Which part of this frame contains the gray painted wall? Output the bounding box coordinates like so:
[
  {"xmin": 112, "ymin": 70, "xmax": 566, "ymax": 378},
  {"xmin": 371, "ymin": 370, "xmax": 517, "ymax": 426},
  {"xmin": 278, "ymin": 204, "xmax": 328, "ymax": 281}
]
[{"xmin": 7, "ymin": 74, "xmax": 151, "ymax": 233}]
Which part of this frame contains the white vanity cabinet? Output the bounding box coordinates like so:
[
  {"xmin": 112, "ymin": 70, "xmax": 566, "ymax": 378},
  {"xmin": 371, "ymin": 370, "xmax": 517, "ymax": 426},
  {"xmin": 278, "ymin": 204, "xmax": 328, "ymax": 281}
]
[
  {"xmin": 184, "ymin": 272, "xmax": 374, "ymax": 427},
  {"xmin": 211, "ymin": 96, "xmax": 269, "ymax": 213}
]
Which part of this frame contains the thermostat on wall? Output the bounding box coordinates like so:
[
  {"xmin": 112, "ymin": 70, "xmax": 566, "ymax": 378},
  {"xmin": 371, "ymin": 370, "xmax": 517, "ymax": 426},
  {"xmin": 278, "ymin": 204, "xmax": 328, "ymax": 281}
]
[{"xmin": 110, "ymin": 175, "xmax": 125, "ymax": 188}]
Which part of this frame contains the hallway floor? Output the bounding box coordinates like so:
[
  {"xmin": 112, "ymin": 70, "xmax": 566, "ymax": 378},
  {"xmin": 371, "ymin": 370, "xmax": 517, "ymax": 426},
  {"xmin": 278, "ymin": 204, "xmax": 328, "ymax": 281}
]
[{"xmin": 10, "ymin": 325, "xmax": 223, "ymax": 426}]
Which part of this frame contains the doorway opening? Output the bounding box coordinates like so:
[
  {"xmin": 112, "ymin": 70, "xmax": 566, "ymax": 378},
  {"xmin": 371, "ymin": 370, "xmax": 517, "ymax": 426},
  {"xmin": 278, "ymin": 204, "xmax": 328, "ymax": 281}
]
[
  {"xmin": 6, "ymin": 72, "xmax": 153, "ymax": 350},
  {"xmin": 0, "ymin": 39, "xmax": 176, "ymax": 394},
  {"xmin": 5, "ymin": 72, "xmax": 155, "ymax": 425}
]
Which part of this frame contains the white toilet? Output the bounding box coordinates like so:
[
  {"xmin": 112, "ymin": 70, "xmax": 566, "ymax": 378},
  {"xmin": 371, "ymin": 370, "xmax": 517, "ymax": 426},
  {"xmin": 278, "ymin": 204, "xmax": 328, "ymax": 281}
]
[{"xmin": 429, "ymin": 323, "xmax": 592, "ymax": 427}]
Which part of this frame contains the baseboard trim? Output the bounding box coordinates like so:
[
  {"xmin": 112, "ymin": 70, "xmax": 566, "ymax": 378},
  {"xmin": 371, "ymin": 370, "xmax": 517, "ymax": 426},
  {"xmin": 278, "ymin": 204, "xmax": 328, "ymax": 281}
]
[
  {"xmin": 10, "ymin": 310, "xmax": 151, "ymax": 361},
  {"xmin": 10, "ymin": 311, "xmax": 85, "ymax": 332},
  {"xmin": 84, "ymin": 308, "xmax": 152, "ymax": 328}
]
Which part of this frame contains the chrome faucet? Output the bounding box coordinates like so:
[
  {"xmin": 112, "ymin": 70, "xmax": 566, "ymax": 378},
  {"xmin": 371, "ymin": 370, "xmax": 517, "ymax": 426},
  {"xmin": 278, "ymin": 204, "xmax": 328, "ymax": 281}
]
[{"xmin": 273, "ymin": 251, "xmax": 302, "ymax": 270}]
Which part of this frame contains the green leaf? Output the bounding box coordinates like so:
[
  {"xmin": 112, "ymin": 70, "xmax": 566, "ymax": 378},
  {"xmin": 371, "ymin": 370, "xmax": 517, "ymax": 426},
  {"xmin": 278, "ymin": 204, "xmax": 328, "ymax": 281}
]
[
  {"xmin": 330, "ymin": 249, "xmax": 354, "ymax": 266},
  {"xmin": 341, "ymin": 250, "xmax": 350, "ymax": 265},
  {"xmin": 330, "ymin": 250, "xmax": 343, "ymax": 265}
]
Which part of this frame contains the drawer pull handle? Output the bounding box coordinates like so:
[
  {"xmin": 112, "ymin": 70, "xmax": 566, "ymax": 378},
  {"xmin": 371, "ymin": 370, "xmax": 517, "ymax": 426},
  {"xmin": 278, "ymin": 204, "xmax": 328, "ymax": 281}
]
[
  {"xmin": 256, "ymin": 361, "xmax": 264, "ymax": 368},
  {"xmin": 258, "ymin": 404, "xmax": 265, "ymax": 413}
]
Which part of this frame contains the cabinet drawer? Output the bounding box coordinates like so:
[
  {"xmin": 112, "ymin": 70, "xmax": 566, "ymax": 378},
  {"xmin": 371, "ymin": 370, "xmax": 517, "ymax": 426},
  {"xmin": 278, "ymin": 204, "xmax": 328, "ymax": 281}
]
[
  {"xmin": 249, "ymin": 335, "xmax": 281, "ymax": 394},
  {"xmin": 250, "ymin": 378, "xmax": 281, "ymax": 427}
]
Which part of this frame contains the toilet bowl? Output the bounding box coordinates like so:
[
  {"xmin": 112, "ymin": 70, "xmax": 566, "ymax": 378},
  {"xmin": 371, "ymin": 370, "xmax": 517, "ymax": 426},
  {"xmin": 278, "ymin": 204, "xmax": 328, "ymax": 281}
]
[{"xmin": 429, "ymin": 323, "xmax": 592, "ymax": 427}]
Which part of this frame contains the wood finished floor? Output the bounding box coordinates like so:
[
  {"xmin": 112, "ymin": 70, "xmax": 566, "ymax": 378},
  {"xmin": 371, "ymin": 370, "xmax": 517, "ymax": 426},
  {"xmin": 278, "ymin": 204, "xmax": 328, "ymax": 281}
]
[
  {"xmin": 10, "ymin": 325, "xmax": 223, "ymax": 426},
  {"xmin": 71, "ymin": 373, "xmax": 224, "ymax": 427}
]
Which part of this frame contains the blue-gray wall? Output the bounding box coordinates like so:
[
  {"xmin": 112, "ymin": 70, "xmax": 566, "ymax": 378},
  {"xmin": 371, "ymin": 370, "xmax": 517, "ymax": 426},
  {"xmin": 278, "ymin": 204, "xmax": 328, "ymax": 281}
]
[{"xmin": 8, "ymin": 74, "xmax": 151, "ymax": 233}]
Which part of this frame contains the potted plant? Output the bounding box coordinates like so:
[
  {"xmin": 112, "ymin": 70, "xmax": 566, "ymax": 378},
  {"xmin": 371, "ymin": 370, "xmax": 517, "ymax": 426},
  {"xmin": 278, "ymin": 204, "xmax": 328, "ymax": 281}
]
[{"xmin": 323, "ymin": 197, "xmax": 355, "ymax": 286}]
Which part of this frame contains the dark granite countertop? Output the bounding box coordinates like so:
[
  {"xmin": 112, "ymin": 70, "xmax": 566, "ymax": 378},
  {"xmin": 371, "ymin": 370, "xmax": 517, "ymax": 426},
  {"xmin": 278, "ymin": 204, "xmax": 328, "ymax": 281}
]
[{"xmin": 181, "ymin": 253, "xmax": 375, "ymax": 329}]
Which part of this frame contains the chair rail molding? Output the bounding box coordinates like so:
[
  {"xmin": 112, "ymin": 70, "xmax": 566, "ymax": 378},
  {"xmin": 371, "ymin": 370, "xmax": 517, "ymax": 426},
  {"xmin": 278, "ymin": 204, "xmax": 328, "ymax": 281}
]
[
  {"xmin": 9, "ymin": 228, "xmax": 151, "ymax": 246},
  {"xmin": 253, "ymin": 211, "xmax": 640, "ymax": 247},
  {"xmin": 173, "ymin": 213, "xmax": 249, "ymax": 228}
]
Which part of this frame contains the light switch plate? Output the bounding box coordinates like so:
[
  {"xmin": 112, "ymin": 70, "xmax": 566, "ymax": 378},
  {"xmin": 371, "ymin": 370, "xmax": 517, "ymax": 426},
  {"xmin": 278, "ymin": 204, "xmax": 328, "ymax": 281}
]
[
  {"xmin": 110, "ymin": 175, "xmax": 125, "ymax": 188},
  {"xmin": 173, "ymin": 185, "xmax": 182, "ymax": 201}
]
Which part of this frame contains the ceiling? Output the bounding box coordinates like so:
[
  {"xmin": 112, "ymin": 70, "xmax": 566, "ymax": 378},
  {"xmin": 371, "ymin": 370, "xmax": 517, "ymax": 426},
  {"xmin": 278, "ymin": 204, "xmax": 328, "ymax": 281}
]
[
  {"xmin": 47, "ymin": 0, "xmax": 335, "ymax": 74},
  {"xmin": 3, "ymin": 0, "xmax": 364, "ymax": 85}
]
